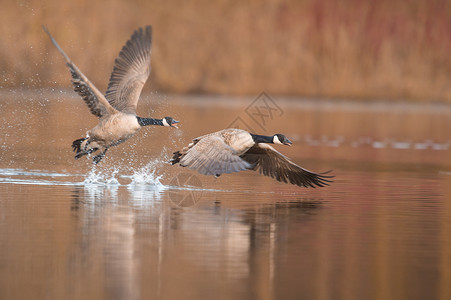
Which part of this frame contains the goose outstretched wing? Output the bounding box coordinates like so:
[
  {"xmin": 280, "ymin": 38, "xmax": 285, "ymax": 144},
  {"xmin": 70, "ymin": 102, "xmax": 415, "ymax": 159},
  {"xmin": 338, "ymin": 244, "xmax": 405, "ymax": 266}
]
[
  {"xmin": 240, "ymin": 144, "xmax": 333, "ymax": 188},
  {"xmin": 43, "ymin": 26, "xmax": 118, "ymax": 117},
  {"xmin": 105, "ymin": 26, "xmax": 152, "ymax": 114}
]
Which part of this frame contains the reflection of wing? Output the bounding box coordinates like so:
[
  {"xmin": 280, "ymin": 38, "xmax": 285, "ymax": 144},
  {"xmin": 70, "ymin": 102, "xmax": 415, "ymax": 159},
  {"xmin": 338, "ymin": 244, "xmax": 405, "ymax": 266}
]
[
  {"xmin": 241, "ymin": 144, "xmax": 333, "ymax": 188},
  {"xmin": 105, "ymin": 26, "xmax": 152, "ymax": 114},
  {"xmin": 43, "ymin": 26, "xmax": 117, "ymax": 117},
  {"xmin": 180, "ymin": 136, "xmax": 252, "ymax": 176}
]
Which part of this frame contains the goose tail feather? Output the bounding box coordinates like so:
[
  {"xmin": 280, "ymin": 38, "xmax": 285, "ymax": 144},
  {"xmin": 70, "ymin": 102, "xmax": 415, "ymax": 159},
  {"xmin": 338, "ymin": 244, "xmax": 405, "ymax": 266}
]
[{"xmin": 169, "ymin": 151, "xmax": 182, "ymax": 165}]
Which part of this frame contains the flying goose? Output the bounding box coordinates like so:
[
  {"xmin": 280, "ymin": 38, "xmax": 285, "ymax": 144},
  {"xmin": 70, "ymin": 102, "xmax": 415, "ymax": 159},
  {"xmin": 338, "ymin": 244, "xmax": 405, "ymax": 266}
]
[
  {"xmin": 43, "ymin": 26, "xmax": 179, "ymax": 164},
  {"xmin": 170, "ymin": 128, "xmax": 333, "ymax": 188}
]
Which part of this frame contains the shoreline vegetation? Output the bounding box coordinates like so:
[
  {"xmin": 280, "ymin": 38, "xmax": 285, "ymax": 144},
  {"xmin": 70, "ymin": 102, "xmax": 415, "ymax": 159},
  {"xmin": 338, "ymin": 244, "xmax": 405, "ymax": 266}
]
[{"xmin": 1, "ymin": 0, "xmax": 450, "ymax": 102}]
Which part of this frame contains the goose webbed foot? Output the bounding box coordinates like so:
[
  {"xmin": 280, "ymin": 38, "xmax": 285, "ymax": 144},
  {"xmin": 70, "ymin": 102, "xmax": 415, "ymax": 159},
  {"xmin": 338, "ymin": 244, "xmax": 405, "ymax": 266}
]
[
  {"xmin": 72, "ymin": 137, "xmax": 88, "ymax": 153},
  {"xmin": 169, "ymin": 151, "xmax": 182, "ymax": 165}
]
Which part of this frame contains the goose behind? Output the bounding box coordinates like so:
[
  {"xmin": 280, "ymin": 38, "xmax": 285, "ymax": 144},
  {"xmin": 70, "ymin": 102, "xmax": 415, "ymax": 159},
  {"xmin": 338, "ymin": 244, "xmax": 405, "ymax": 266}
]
[{"xmin": 43, "ymin": 26, "xmax": 179, "ymax": 164}]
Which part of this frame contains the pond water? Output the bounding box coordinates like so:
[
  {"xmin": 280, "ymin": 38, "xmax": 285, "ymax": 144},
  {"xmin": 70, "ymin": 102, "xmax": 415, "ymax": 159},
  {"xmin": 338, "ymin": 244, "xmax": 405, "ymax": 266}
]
[{"xmin": 0, "ymin": 91, "xmax": 450, "ymax": 300}]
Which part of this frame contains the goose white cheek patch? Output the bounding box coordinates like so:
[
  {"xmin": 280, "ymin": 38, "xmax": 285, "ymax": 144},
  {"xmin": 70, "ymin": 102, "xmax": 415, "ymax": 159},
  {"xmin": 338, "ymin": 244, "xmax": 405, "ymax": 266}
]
[
  {"xmin": 162, "ymin": 118, "xmax": 169, "ymax": 126},
  {"xmin": 273, "ymin": 135, "xmax": 282, "ymax": 144}
]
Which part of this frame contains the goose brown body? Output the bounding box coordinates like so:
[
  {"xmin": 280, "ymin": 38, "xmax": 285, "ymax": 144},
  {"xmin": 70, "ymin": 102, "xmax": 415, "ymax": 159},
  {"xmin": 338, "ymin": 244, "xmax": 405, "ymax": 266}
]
[
  {"xmin": 44, "ymin": 26, "xmax": 178, "ymax": 164},
  {"xmin": 170, "ymin": 129, "xmax": 333, "ymax": 188},
  {"xmin": 82, "ymin": 113, "xmax": 142, "ymax": 150}
]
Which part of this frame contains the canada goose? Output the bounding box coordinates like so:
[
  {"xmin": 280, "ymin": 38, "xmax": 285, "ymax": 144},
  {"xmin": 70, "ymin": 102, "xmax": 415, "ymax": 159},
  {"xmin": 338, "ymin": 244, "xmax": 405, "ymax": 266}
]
[
  {"xmin": 170, "ymin": 128, "xmax": 333, "ymax": 188},
  {"xmin": 43, "ymin": 26, "xmax": 179, "ymax": 164}
]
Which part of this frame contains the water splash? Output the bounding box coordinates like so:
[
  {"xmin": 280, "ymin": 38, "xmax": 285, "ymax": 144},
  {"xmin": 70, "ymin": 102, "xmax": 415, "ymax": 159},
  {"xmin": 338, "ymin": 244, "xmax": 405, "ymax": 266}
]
[
  {"xmin": 124, "ymin": 160, "xmax": 167, "ymax": 204},
  {"xmin": 123, "ymin": 159, "xmax": 166, "ymax": 189},
  {"xmin": 79, "ymin": 158, "xmax": 167, "ymax": 190},
  {"xmin": 83, "ymin": 166, "xmax": 121, "ymax": 186}
]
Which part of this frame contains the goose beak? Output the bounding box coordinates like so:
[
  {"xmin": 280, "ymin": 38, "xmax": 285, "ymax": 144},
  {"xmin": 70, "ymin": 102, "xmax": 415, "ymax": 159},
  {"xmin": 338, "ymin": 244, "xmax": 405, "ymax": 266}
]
[
  {"xmin": 171, "ymin": 120, "xmax": 179, "ymax": 128},
  {"xmin": 284, "ymin": 138, "xmax": 292, "ymax": 146}
]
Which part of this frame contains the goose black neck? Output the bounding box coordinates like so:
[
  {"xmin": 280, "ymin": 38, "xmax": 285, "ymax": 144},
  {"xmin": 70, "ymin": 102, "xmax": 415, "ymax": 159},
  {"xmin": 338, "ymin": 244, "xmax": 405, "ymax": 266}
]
[
  {"xmin": 250, "ymin": 134, "xmax": 273, "ymax": 144},
  {"xmin": 137, "ymin": 117, "xmax": 163, "ymax": 127}
]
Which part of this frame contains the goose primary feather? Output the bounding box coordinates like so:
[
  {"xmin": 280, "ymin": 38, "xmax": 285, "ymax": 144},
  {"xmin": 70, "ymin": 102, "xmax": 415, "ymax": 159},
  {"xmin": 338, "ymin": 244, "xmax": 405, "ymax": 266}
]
[
  {"xmin": 44, "ymin": 25, "xmax": 179, "ymax": 164},
  {"xmin": 170, "ymin": 129, "xmax": 333, "ymax": 188}
]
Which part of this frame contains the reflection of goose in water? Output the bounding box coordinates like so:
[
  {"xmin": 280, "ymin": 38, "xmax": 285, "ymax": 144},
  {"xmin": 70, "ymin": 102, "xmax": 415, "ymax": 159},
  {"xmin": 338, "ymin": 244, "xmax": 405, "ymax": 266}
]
[
  {"xmin": 170, "ymin": 128, "xmax": 333, "ymax": 188},
  {"xmin": 43, "ymin": 26, "xmax": 178, "ymax": 164}
]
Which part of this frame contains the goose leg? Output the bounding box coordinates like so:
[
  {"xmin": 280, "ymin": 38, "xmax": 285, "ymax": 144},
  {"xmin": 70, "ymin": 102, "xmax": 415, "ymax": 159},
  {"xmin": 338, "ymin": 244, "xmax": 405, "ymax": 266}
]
[
  {"xmin": 75, "ymin": 147, "xmax": 98, "ymax": 160},
  {"xmin": 92, "ymin": 148, "xmax": 108, "ymax": 165}
]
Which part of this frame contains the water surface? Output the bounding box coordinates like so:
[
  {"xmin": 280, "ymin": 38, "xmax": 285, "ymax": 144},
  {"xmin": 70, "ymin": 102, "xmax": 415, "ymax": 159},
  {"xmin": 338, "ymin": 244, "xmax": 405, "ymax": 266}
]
[{"xmin": 0, "ymin": 92, "xmax": 450, "ymax": 299}]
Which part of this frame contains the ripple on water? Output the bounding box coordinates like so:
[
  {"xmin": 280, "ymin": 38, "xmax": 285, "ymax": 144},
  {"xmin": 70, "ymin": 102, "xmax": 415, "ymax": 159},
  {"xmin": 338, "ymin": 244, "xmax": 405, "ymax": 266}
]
[{"xmin": 0, "ymin": 159, "xmax": 168, "ymax": 190}]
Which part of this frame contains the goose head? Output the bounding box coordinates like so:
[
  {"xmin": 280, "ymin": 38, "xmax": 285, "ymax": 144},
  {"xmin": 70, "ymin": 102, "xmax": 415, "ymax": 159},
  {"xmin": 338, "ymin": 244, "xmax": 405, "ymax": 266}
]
[
  {"xmin": 273, "ymin": 134, "xmax": 292, "ymax": 146},
  {"xmin": 162, "ymin": 117, "xmax": 179, "ymax": 128}
]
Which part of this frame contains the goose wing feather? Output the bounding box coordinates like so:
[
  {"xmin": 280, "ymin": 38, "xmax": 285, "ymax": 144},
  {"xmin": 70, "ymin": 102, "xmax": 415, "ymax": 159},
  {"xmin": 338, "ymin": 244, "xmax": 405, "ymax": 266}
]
[
  {"xmin": 69, "ymin": 66, "xmax": 107, "ymax": 118},
  {"xmin": 43, "ymin": 26, "xmax": 118, "ymax": 117},
  {"xmin": 240, "ymin": 144, "xmax": 333, "ymax": 188},
  {"xmin": 105, "ymin": 26, "xmax": 152, "ymax": 114},
  {"xmin": 180, "ymin": 136, "xmax": 252, "ymax": 176}
]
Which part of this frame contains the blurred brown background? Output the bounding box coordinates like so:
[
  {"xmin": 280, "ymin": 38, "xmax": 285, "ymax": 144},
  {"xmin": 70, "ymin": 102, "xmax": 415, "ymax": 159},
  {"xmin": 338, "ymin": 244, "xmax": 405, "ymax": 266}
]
[{"xmin": 1, "ymin": 0, "xmax": 450, "ymax": 102}]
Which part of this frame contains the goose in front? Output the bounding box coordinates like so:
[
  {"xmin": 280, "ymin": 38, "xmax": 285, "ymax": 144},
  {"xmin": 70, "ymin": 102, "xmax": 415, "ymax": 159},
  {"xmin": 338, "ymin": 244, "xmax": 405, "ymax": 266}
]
[
  {"xmin": 170, "ymin": 129, "xmax": 333, "ymax": 188},
  {"xmin": 43, "ymin": 26, "xmax": 179, "ymax": 164}
]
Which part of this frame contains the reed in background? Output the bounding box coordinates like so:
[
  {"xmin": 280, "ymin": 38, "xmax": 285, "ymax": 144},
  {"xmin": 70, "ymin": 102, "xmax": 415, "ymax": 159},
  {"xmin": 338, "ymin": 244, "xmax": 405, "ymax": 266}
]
[{"xmin": 1, "ymin": 0, "xmax": 450, "ymax": 102}]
